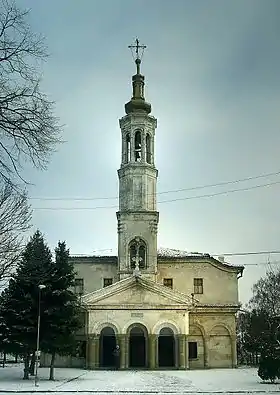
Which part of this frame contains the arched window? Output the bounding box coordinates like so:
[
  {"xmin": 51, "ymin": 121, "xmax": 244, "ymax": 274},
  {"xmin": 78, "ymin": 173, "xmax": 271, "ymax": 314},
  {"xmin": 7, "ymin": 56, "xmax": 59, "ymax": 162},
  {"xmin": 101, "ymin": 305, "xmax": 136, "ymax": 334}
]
[
  {"xmin": 129, "ymin": 238, "xmax": 146, "ymax": 269},
  {"xmin": 134, "ymin": 130, "xmax": 142, "ymax": 162},
  {"xmin": 146, "ymin": 134, "xmax": 151, "ymax": 164},
  {"xmin": 125, "ymin": 133, "xmax": 131, "ymax": 163}
]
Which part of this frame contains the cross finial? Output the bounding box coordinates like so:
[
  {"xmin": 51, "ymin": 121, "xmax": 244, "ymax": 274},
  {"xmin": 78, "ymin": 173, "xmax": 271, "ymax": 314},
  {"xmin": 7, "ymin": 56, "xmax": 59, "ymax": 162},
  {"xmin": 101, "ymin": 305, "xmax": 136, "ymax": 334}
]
[{"xmin": 128, "ymin": 38, "xmax": 146, "ymax": 74}]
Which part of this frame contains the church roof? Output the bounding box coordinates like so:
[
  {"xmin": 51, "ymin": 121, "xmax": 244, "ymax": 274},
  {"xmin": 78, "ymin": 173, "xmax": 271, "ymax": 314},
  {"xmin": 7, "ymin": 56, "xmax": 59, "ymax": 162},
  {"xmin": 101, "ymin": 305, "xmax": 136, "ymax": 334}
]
[
  {"xmin": 157, "ymin": 247, "xmax": 209, "ymax": 258},
  {"xmin": 70, "ymin": 247, "xmax": 244, "ymax": 273}
]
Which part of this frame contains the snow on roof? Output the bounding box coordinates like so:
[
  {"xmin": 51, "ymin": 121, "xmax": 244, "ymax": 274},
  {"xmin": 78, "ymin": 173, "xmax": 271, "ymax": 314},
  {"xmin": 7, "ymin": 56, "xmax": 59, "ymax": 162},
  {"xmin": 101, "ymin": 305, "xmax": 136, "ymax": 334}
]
[
  {"xmin": 158, "ymin": 247, "xmax": 209, "ymax": 258},
  {"xmin": 70, "ymin": 248, "xmax": 210, "ymax": 260}
]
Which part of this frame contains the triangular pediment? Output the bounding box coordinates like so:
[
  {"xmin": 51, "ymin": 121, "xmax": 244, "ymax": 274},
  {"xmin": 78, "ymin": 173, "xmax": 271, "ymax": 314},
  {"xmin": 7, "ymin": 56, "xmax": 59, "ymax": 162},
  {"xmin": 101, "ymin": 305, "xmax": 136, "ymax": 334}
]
[{"xmin": 82, "ymin": 276, "xmax": 193, "ymax": 308}]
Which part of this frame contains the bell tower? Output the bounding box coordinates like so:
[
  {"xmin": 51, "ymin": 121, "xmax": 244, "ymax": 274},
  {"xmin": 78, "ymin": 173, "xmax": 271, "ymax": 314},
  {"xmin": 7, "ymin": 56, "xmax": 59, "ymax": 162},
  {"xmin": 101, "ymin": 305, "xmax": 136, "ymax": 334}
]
[{"xmin": 117, "ymin": 39, "xmax": 159, "ymax": 281}]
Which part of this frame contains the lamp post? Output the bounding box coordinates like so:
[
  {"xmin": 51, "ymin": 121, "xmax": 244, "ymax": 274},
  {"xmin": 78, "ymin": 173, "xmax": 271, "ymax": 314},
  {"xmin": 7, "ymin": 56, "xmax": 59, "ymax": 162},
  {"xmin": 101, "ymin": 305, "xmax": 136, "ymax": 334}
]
[{"xmin": 34, "ymin": 284, "xmax": 46, "ymax": 387}]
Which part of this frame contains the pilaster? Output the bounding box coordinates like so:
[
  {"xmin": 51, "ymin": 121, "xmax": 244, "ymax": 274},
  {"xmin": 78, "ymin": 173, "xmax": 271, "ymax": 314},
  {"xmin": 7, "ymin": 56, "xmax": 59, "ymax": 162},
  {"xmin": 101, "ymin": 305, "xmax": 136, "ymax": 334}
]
[
  {"xmin": 204, "ymin": 335, "xmax": 210, "ymax": 368},
  {"xmin": 178, "ymin": 334, "xmax": 186, "ymax": 369},
  {"xmin": 185, "ymin": 336, "xmax": 189, "ymax": 369},
  {"xmin": 141, "ymin": 129, "xmax": 146, "ymax": 161},
  {"xmin": 87, "ymin": 335, "xmax": 99, "ymax": 369},
  {"xmin": 231, "ymin": 334, "xmax": 237, "ymax": 368}
]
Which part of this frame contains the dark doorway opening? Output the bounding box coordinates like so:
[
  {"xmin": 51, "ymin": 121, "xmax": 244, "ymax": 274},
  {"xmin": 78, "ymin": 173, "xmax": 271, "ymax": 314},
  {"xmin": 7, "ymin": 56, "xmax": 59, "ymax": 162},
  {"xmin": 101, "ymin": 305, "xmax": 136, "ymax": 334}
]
[
  {"xmin": 99, "ymin": 327, "xmax": 117, "ymax": 368},
  {"xmin": 129, "ymin": 326, "xmax": 146, "ymax": 368},
  {"xmin": 158, "ymin": 327, "xmax": 176, "ymax": 368}
]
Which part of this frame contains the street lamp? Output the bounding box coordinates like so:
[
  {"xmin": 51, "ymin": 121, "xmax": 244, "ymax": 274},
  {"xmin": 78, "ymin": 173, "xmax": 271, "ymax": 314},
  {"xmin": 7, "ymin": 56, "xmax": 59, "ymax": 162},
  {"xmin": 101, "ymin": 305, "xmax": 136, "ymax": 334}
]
[{"xmin": 34, "ymin": 284, "xmax": 46, "ymax": 387}]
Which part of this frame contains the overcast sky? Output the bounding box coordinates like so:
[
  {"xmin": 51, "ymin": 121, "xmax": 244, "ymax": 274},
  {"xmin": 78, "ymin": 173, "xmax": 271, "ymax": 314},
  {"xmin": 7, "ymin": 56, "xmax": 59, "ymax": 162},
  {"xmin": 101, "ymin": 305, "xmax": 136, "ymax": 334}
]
[{"xmin": 16, "ymin": 0, "xmax": 280, "ymax": 305}]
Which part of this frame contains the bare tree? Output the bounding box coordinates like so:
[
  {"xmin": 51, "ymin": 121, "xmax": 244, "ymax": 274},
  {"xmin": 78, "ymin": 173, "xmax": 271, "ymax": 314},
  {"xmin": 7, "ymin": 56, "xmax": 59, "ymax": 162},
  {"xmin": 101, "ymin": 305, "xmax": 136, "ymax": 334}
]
[
  {"xmin": 0, "ymin": 0, "xmax": 62, "ymax": 278},
  {"xmin": 0, "ymin": 181, "xmax": 31, "ymax": 281},
  {"xmin": 0, "ymin": 0, "xmax": 62, "ymax": 187},
  {"xmin": 249, "ymin": 270, "xmax": 280, "ymax": 317}
]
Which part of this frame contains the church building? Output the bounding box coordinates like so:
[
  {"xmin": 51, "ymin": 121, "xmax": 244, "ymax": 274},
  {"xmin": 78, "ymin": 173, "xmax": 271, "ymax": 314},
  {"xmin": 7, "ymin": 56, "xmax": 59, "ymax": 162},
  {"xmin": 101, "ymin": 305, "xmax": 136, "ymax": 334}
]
[{"xmin": 42, "ymin": 41, "xmax": 244, "ymax": 370}]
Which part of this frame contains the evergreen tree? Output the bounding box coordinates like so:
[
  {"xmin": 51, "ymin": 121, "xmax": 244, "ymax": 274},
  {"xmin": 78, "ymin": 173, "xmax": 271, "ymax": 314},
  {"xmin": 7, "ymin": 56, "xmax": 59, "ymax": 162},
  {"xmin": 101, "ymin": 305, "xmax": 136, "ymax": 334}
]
[
  {"xmin": 0, "ymin": 230, "xmax": 53, "ymax": 379},
  {"xmin": 40, "ymin": 241, "xmax": 83, "ymax": 380},
  {"xmin": 0, "ymin": 234, "xmax": 83, "ymax": 380}
]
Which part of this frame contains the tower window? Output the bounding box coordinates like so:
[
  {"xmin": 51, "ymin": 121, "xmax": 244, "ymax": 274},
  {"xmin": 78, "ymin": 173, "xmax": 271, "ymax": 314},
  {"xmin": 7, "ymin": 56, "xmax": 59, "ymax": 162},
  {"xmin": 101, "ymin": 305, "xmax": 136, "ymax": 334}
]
[
  {"xmin": 134, "ymin": 130, "xmax": 142, "ymax": 162},
  {"xmin": 125, "ymin": 133, "xmax": 131, "ymax": 163},
  {"xmin": 194, "ymin": 278, "xmax": 203, "ymax": 294},
  {"xmin": 129, "ymin": 237, "xmax": 146, "ymax": 269},
  {"xmin": 146, "ymin": 133, "xmax": 151, "ymax": 164}
]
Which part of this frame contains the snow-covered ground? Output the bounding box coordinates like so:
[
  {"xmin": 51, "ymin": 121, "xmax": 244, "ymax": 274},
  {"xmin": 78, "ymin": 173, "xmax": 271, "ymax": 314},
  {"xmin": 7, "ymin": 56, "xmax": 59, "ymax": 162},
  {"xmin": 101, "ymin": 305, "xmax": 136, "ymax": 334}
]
[{"xmin": 0, "ymin": 364, "xmax": 279, "ymax": 394}]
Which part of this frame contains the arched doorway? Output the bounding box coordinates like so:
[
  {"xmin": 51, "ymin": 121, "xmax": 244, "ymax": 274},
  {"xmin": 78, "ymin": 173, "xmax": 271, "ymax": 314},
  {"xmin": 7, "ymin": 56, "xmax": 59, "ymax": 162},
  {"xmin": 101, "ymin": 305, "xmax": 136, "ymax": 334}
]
[
  {"xmin": 158, "ymin": 327, "xmax": 175, "ymax": 368},
  {"xmin": 129, "ymin": 326, "xmax": 147, "ymax": 368},
  {"xmin": 99, "ymin": 327, "xmax": 117, "ymax": 368}
]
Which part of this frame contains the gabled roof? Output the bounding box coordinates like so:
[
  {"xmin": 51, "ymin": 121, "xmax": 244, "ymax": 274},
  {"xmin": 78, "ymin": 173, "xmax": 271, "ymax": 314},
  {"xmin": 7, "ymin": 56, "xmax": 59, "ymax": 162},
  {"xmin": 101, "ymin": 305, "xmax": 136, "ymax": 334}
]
[{"xmin": 82, "ymin": 275, "xmax": 195, "ymax": 308}]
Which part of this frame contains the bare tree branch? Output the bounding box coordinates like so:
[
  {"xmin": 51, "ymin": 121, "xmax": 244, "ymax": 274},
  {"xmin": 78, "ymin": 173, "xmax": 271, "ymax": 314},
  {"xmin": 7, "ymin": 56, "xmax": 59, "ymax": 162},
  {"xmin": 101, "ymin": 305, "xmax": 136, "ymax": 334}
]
[
  {"xmin": 0, "ymin": 0, "xmax": 62, "ymax": 187},
  {"xmin": 0, "ymin": 181, "xmax": 31, "ymax": 281}
]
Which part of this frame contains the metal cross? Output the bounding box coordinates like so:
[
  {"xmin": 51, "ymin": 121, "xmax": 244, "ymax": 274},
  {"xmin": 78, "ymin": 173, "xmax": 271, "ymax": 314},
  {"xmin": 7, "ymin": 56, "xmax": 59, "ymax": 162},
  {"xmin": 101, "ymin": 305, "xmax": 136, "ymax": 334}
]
[{"xmin": 128, "ymin": 38, "xmax": 146, "ymax": 60}]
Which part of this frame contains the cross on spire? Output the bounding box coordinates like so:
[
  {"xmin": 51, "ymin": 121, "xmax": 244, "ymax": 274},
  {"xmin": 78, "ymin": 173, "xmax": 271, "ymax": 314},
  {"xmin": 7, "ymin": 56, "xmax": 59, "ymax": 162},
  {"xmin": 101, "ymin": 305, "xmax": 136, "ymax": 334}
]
[
  {"xmin": 128, "ymin": 38, "xmax": 146, "ymax": 74},
  {"xmin": 129, "ymin": 38, "xmax": 146, "ymax": 59}
]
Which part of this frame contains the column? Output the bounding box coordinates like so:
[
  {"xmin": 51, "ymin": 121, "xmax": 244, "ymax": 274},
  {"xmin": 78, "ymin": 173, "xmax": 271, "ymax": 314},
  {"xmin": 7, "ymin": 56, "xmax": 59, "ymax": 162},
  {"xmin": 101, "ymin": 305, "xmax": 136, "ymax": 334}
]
[
  {"xmin": 149, "ymin": 334, "xmax": 157, "ymax": 369},
  {"xmin": 121, "ymin": 134, "xmax": 126, "ymax": 164},
  {"xmin": 231, "ymin": 334, "xmax": 237, "ymax": 368},
  {"xmin": 204, "ymin": 335, "xmax": 210, "ymax": 368},
  {"xmin": 151, "ymin": 137, "xmax": 154, "ymax": 165},
  {"xmin": 94, "ymin": 335, "xmax": 100, "ymax": 369},
  {"xmin": 118, "ymin": 334, "xmax": 127, "ymax": 369},
  {"xmin": 178, "ymin": 335, "xmax": 186, "ymax": 369},
  {"xmin": 131, "ymin": 132, "xmax": 135, "ymax": 162},
  {"xmin": 141, "ymin": 130, "xmax": 146, "ymax": 163}
]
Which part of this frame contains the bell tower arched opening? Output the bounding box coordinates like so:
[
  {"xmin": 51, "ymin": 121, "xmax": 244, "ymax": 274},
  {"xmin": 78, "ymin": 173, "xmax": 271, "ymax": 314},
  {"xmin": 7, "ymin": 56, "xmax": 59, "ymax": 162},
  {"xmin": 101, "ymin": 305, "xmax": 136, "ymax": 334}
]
[
  {"xmin": 124, "ymin": 133, "xmax": 131, "ymax": 163},
  {"xmin": 129, "ymin": 238, "xmax": 146, "ymax": 269},
  {"xmin": 134, "ymin": 130, "xmax": 142, "ymax": 162}
]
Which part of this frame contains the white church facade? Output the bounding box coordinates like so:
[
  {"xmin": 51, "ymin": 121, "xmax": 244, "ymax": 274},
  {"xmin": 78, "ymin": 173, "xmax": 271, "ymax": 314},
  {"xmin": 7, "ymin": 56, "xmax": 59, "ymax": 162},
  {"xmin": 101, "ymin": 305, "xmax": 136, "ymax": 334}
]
[{"xmin": 42, "ymin": 41, "xmax": 244, "ymax": 370}]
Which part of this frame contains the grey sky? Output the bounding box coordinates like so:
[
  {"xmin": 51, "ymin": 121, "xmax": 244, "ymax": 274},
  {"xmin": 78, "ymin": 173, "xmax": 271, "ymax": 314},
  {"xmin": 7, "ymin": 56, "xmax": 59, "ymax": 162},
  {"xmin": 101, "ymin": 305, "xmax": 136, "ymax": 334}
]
[{"xmin": 16, "ymin": 0, "xmax": 280, "ymax": 305}]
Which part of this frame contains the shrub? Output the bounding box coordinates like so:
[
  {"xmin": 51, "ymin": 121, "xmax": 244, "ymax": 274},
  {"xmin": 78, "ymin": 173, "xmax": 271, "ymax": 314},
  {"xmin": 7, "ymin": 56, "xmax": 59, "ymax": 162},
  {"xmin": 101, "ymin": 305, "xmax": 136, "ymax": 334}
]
[{"xmin": 258, "ymin": 356, "xmax": 280, "ymax": 383}]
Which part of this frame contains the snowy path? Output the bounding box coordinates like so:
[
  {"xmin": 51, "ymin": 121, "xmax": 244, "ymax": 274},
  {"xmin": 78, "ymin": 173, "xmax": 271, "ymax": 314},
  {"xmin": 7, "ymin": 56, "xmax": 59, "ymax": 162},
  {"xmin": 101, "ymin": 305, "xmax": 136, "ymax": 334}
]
[{"xmin": 0, "ymin": 365, "xmax": 279, "ymax": 394}]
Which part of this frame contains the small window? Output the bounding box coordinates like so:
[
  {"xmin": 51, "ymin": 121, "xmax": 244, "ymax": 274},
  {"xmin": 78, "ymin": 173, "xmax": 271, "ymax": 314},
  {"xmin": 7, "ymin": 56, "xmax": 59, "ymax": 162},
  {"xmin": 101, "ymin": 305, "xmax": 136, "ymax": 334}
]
[
  {"xmin": 74, "ymin": 278, "xmax": 84, "ymax": 295},
  {"xmin": 189, "ymin": 342, "xmax": 198, "ymax": 359},
  {"xmin": 194, "ymin": 278, "xmax": 203, "ymax": 294},
  {"xmin": 163, "ymin": 278, "xmax": 173, "ymax": 289},
  {"xmin": 103, "ymin": 278, "xmax": 113, "ymax": 287}
]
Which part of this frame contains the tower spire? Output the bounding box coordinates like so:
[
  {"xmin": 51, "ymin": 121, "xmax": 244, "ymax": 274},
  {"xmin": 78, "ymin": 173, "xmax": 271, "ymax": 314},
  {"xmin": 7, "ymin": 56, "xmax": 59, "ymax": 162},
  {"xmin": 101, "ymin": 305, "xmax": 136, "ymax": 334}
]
[{"xmin": 125, "ymin": 38, "xmax": 151, "ymax": 115}]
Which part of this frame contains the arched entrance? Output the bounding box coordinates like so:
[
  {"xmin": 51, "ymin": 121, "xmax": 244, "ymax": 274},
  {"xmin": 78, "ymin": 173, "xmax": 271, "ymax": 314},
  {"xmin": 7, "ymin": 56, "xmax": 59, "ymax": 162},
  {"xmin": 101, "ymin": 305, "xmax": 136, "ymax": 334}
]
[
  {"xmin": 99, "ymin": 327, "xmax": 117, "ymax": 368},
  {"xmin": 129, "ymin": 325, "xmax": 147, "ymax": 368},
  {"xmin": 158, "ymin": 327, "xmax": 176, "ymax": 368}
]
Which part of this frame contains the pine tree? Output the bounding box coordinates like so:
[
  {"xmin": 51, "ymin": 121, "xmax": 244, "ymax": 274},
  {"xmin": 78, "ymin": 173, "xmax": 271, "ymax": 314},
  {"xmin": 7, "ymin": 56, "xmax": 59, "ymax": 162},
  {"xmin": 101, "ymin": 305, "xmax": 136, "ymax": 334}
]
[
  {"xmin": 0, "ymin": 234, "xmax": 83, "ymax": 380},
  {"xmin": 0, "ymin": 230, "xmax": 53, "ymax": 379},
  {"xmin": 40, "ymin": 241, "xmax": 83, "ymax": 380}
]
